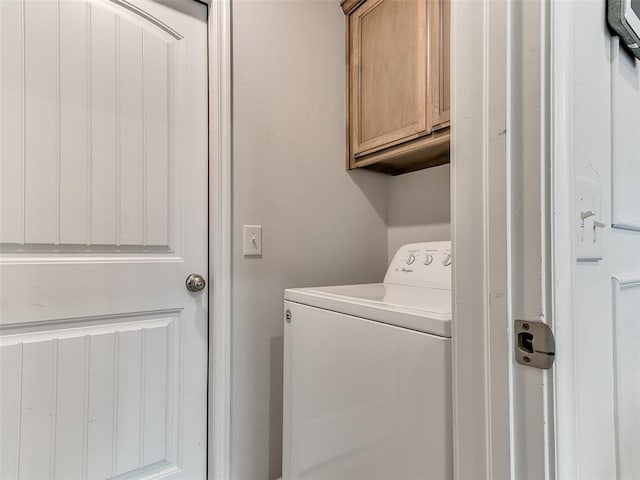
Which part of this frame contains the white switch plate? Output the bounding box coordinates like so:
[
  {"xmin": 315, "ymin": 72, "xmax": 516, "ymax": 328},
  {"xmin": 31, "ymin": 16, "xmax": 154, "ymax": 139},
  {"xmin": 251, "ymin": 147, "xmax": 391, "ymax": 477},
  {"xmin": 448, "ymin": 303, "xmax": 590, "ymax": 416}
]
[
  {"xmin": 575, "ymin": 177, "xmax": 603, "ymax": 261},
  {"xmin": 243, "ymin": 225, "xmax": 262, "ymax": 256}
]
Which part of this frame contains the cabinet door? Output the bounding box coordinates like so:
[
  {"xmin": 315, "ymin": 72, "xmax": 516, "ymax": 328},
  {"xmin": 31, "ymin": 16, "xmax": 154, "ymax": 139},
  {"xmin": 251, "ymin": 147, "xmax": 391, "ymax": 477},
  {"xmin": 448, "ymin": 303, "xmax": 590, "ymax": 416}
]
[
  {"xmin": 429, "ymin": 0, "xmax": 450, "ymax": 128},
  {"xmin": 349, "ymin": 0, "xmax": 429, "ymax": 157}
]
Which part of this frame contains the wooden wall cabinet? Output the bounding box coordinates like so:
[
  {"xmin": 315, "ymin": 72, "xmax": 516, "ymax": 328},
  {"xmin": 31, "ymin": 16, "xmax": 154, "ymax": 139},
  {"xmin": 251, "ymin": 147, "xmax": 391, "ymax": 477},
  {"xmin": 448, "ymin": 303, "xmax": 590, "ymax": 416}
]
[{"xmin": 342, "ymin": 0, "xmax": 450, "ymax": 175}]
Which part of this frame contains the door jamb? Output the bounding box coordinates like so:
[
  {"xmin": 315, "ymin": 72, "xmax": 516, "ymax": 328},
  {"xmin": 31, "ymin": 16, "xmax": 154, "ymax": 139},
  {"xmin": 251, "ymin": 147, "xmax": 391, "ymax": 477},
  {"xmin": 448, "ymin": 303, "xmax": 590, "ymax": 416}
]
[
  {"xmin": 204, "ymin": 1, "xmax": 232, "ymax": 479},
  {"xmin": 451, "ymin": 0, "xmax": 555, "ymax": 477},
  {"xmin": 450, "ymin": 0, "xmax": 511, "ymax": 475},
  {"xmin": 550, "ymin": 0, "xmax": 577, "ymax": 477}
]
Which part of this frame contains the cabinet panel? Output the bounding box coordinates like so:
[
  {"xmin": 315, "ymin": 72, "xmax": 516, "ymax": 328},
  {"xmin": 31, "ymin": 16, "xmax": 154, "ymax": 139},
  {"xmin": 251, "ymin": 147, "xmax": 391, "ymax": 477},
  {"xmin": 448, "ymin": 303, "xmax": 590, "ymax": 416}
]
[
  {"xmin": 430, "ymin": 0, "xmax": 450, "ymax": 128},
  {"xmin": 344, "ymin": 0, "xmax": 450, "ymax": 174},
  {"xmin": 350, "ymin": 0, "xmax": 427, "ymax": 155}
]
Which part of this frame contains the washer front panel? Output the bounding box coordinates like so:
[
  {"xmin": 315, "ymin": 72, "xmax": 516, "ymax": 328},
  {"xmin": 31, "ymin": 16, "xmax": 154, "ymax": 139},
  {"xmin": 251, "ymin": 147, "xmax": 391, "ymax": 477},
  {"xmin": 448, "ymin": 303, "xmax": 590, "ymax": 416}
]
[{"xmin": 283, "ymin": 301, "xmax": 453, "ymax": 480}]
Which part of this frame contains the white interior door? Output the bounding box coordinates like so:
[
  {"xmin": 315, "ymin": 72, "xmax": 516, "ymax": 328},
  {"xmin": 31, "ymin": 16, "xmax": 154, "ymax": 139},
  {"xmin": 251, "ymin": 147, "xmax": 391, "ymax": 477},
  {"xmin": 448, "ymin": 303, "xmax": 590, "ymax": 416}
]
[{"xmin": 0, "ymin": 0, "xmax": 209, "ymax": 478}]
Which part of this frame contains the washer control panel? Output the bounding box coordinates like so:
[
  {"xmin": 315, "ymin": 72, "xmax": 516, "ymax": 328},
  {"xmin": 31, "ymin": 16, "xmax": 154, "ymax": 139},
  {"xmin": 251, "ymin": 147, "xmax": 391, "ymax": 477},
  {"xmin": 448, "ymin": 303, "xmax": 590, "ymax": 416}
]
[{"xmin": 384, "ymin": 241, "xmax": 452, "ymax": 290}]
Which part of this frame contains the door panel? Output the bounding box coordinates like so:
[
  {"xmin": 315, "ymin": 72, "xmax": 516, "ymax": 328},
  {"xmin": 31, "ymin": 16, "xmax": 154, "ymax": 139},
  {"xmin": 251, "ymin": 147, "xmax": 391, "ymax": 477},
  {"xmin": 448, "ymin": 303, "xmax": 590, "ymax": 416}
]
[
  {"xmin": 612, "ymin": 276, "xmax": 640, "ymax": 480},
  {"xmin": 0, "ymin": 0, "xmax": 208, "ymax": 478},
  {"xmin": 59, "ymin": 0, "xmax": 90, "ymax": 245},
  {"xmin": 1, "ymin": 0, "xmax": 181, "ymax": 250},
  {"xmin": 0, "ymin": 313, "xmax": 179, "ymax": 479},
  {"xmin": 611, "ymin": 41, "xmax": 640, "ymax": 230}
]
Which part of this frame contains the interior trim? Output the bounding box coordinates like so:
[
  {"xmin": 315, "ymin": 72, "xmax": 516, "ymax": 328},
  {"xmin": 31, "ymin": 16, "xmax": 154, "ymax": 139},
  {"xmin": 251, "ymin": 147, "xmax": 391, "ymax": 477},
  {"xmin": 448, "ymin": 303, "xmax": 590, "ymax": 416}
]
[
  {"xmin": 550, "ymin": 1, "xmax": 579, "ymax": 477},
  {"xmin": 205, "ymin": 1, "xmax": 233, "ymax": 479}
]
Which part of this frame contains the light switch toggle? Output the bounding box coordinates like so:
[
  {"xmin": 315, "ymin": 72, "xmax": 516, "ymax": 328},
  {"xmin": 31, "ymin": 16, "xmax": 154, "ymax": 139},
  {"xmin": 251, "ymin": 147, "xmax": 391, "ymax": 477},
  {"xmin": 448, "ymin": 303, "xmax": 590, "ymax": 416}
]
[
  {"xmin": 580, "ymin": 210, "xmax": 605, "ymax": 228},
  {"xmin": 243, "ymin": 225, "xmax": 263, "ymax": 256},
  {"xmin": 580, "ymin": 210, "xmax": 606, "ymax": 242},
  {"xmin": 580, "ymin": 210, "xmax": 596, "ymax": 220},
  {"xmin": 576, "ymin": 177, "xmax": 604, "ymax": 261}
]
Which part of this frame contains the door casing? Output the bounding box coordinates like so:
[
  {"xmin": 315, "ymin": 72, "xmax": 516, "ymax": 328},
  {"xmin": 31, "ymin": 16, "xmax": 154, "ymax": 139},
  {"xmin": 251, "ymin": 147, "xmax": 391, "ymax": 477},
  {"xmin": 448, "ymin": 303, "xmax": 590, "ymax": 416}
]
[
  {"xmin": 209, "ymin": 0, "xmax": 560, "ymax": 478},
  {"xmin": 451, "ymin": 0, "xmax": 556, "ymax": 479},
  {"xmin": 204, "ymin": 1, "xmax": 232, "ymax": 479}
]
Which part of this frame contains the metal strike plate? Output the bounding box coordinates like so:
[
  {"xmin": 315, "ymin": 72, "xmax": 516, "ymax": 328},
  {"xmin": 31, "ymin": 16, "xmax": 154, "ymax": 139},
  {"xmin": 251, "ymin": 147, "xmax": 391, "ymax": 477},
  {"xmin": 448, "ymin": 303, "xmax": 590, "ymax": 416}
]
[{"xmin": 514, "ymin": 320, "xmax": 555, "ymax": 369}]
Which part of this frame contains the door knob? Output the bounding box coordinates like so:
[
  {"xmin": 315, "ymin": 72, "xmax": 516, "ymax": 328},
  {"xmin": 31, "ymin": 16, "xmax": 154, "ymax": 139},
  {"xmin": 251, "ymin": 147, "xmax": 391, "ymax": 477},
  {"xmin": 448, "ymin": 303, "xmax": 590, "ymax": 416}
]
[{"xmin": 185, "ymin": 274, "xmax": 207, "ymax": 292}]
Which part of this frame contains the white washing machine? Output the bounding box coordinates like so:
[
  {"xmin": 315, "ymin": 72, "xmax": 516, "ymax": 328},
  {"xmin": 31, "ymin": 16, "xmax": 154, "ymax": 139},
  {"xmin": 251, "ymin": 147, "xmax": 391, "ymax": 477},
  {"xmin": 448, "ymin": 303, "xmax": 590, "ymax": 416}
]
[{"xmin": 282, "ymin": 241, "xmax": 453, "ymax": 480}]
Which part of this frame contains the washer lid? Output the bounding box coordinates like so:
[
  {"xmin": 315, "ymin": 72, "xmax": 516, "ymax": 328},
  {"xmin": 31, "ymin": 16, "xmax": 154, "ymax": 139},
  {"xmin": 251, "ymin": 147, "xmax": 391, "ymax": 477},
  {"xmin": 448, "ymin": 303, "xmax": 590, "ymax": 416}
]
[{"xmin": 285, "ymin": 283, "xmax": 452, "ymax": 338}]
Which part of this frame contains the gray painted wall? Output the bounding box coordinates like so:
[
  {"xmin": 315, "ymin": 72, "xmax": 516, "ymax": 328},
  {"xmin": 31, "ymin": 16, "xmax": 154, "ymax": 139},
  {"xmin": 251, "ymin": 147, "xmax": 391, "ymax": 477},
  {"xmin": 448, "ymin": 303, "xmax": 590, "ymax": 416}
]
[
  {"xmin": 232, "ymin": 2, "xmax": 388, "ymax": 478},
  {"xmin": 387, "ymin": 165, "xmax": 451, "ymax": 261}
]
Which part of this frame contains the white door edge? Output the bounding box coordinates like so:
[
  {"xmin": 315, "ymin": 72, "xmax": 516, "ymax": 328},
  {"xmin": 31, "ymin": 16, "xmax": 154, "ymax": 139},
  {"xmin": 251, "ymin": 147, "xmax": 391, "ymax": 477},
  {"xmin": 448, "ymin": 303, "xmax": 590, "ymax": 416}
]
[
  {"xmin": 205, "ymin": 1, "xmax": 233, "ymax": 479},
  {"xmin": 550, "ymin": 0, "xmax": 578, "ymax": 478}
]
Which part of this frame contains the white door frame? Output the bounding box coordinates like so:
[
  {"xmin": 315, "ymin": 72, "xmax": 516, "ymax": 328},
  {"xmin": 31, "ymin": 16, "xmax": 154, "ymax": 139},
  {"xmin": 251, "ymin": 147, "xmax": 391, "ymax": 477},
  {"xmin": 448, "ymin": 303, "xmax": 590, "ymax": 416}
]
[
  {"xmin": 450, "ymin": 0, "xmax": 510, "ymax": 475},
  {"xmin": 205, "ymin": 0, "xmax": 562, "ymax": 478},
  {"xmin": 549, "ymin": 0, "xmax": 578, "ymax": 477},
  {"xmin": 451, "ymin": 0, "xmax": 555, "ymax": 478},
  {"xmin": 204, "ymin": 1, "xmax": 232, "ymax": 479}
]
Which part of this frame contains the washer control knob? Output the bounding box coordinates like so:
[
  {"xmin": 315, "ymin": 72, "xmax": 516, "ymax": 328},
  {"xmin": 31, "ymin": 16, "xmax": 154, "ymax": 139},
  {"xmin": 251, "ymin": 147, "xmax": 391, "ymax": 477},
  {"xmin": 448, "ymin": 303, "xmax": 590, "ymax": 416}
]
[
  {"xmin": 406, "ymin": 253, "xmax": 416, "ymax": 265},
  {"xmin": 442, "ymin": 254, "xmax": 452, "ymax": 267},
  {"xmin": 423, "ymin": 253, "xmax": 434, "ymax": 266}
]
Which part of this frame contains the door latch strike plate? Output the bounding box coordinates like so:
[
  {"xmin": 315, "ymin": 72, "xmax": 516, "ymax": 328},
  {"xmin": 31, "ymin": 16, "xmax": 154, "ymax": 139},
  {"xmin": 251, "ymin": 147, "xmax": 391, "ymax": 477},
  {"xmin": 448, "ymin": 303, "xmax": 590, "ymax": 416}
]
[{"xmin": 514, "ymin": 320, "xmax": 555, "ymax": 369}]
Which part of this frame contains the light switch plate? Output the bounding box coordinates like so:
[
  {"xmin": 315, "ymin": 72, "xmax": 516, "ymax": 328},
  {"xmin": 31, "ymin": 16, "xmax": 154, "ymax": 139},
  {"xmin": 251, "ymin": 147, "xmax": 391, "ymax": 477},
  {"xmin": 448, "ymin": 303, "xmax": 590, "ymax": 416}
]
[
  {"xmin": 243, "ymin": 225, "xmax": 262, "ymax": 256},
  {"xmin": 575, "ymin": 177, "xmax": 603, "ymax": 261}
]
